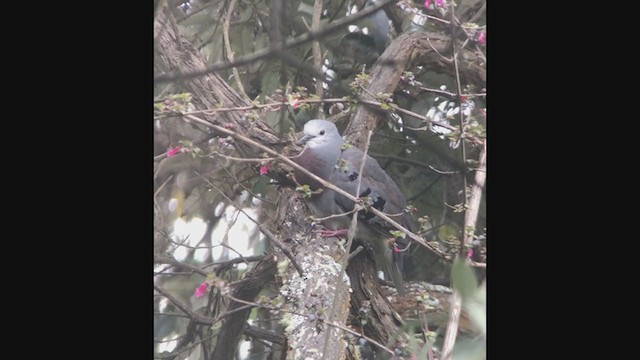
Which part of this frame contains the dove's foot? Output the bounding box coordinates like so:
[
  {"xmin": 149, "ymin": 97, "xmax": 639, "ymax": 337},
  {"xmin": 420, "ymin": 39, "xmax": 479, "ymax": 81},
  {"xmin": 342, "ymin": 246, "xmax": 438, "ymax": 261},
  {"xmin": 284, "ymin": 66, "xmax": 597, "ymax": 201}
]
[{"xmin": 313, "ymin": 228, "xmax": 349, "ymax": 237}]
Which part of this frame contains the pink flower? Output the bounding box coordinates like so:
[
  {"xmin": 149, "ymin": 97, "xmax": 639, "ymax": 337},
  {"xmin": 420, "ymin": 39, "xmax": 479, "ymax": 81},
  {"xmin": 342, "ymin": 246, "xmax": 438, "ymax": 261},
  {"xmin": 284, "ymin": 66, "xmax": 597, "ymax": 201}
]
[
  {"xmin": 290, "ymin": 98, "xmax": 301, "ymax": 109},
  {"xmin": 467, "ymin": 249, "xmax": 474, "ymax": 258},
  {"xmin": 167, "ymin": 146, "xmax": 181, "ymax": 157},
  {"xmin": 194, "ymin": 282, "xmax": 209, "ymax": 298},
  {"xmin": 477, "ymin": 31, "xmax": 486, "ymax": 46},
  {"xmin": 259, "ymin": 162, "xmax": 271, "ymax": 175},
  {"xmin": 424, "ymin": 0, "xmax": 444, "ymax": 7}
]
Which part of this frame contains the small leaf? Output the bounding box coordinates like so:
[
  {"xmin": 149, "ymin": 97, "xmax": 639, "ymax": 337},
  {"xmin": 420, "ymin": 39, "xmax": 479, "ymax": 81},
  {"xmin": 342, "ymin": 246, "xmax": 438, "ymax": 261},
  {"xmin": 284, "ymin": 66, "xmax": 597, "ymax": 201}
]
[{"xmin": 451, "ymin": 257, "xmax": 477, "ymax": 300}]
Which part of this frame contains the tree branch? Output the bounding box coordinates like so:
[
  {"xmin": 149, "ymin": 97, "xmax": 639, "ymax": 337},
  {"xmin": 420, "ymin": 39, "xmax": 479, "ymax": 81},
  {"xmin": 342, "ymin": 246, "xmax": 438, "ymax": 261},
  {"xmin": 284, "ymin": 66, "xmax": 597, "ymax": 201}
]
[
  {"xmin": 312, "ymin": 0, "xmax": 325, "ymax": 118},
  {"xmin": 212, "ymin": 254, "xmax": 278, "ymax": 359},
  {"xmin": 222, "ymin": 0, "xmax": 249, "ymax": 99}
]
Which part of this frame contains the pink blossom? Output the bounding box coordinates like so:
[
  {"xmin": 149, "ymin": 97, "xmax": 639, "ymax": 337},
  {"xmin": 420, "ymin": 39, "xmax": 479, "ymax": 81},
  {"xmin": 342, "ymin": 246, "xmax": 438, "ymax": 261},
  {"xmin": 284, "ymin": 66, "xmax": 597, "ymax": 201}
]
[
  {"xmin": 467, "ymin": 249, "xmax": 474, "ymax": 258},
  {"xmin": 424, "ymin": 0, "xmax": 444, "ymax": 7},
  {"xmin": 477, "ymin": 32, "xmax": 486, "ymax": 46},
  {"xmin": 167, "ymin": 146, "xmax": 181, "ymax": 157},
  {"xmin": 259, "ymin": 162, "xmax": 271, "ymax": 175},
  {"xmin": 194, "ymin": 282, "xmax": 209, "ymax": 298},
  {"xmin": 290, "ymin": 98, "xmax": 301, "ymax": 109}
]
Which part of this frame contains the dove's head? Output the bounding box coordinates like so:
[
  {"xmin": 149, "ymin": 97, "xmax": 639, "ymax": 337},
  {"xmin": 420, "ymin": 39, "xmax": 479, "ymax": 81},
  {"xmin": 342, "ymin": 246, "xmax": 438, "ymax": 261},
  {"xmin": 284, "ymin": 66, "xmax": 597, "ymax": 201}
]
[{"xmin": 297, "ymin": 119, "xmax": 343, "ymax": 149}]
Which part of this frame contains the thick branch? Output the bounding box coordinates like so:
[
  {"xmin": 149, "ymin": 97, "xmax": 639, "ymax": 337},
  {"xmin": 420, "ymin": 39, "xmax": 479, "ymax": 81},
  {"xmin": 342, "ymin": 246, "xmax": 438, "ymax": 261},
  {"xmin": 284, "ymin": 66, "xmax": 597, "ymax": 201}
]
[
  {"xmin": 442, "ymin": 141, "xmax": 486, "ymax": 360},
  {"xmin": 154, "ymin": 5, "xmax": 280, "ymax": 145},
  {"xmin": 212, "ymin": 254, "xmax": 278, "ymax": 359},
  {"xmin": 345, "ymin": 31, "xmax": 485, "ymax": 147}
]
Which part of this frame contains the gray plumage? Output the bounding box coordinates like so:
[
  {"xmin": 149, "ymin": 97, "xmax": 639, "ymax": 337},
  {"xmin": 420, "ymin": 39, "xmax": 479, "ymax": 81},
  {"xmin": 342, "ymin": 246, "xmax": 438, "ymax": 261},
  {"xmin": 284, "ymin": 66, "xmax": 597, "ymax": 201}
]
[{"xmin": 293, "ymin": 119, "xmax": 412, "ymax": 295}]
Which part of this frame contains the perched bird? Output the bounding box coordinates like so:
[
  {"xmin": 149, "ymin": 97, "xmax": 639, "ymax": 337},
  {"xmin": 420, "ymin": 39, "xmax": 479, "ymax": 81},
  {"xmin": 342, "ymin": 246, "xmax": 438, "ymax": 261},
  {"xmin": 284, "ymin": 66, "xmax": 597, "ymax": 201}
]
[{"xmin": 293, "ymin": 119, "xmax": 412, "ymax": 295}]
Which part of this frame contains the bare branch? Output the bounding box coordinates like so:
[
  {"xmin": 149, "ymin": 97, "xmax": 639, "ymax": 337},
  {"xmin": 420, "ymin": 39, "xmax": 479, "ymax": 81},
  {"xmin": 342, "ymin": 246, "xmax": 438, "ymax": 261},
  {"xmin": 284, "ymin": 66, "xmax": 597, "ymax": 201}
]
[
  {"xmin": 212, "ymin": 254, "xmax": 278, "ymax": 359},
  {"xmin": 155, "ymin": 0, "xmax": 396, "ymax": 83},
  {"xmin": 441, "ymin": 3, "xmax": 487, "ymax": 355},
  {"xmin": 222, "ymin": 0, "xmax": 249, "ymax": 99},
  {"xmin": 312, "ymin": 0, "xmax": 325, "ymax": 118},
  {"xmin": 198, "ymin": 172, "xmax": 305, "ymax": 276},
  {"xmin": 155, "ymin": 256, "xmax": 209, "ymax": 276}
]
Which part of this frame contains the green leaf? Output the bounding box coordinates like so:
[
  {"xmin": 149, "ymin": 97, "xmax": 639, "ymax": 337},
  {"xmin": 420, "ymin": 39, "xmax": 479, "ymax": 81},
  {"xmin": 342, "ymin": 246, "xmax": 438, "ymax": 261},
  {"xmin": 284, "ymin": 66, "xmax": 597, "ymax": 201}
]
[
  {"xmin": 260, "ymin": 64, "xmax": 281, "ymax": 97},
  {"xmin": 417, "ymin": 340, "xmax": 432, "ymax": 360},
  {"xmin": 295, "ymin": 184, "xmax": 316, "ymax": 198},
  {"xmin": 252, "ymin": 175, "xmax": 270, "ymax": 200},
  {"xmin": 451, "ymin": 257, "xmax": 477, "ymax": 300}
]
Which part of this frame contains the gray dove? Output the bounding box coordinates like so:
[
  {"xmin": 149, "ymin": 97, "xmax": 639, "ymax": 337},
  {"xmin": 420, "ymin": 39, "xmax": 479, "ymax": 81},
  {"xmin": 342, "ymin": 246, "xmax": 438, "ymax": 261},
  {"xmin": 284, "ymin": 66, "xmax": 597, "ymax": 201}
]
[{"xmin": 293, "ymin": 119, "xmax": 412, "ymax": 295}]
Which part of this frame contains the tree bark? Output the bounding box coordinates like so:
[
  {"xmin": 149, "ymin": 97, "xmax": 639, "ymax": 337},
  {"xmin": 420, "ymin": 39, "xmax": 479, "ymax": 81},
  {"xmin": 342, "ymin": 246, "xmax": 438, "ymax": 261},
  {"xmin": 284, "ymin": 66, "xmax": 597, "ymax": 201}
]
[
  {"xmin": 275, "ymin": 187, "xmax": 352, "ymax": 360},
  {"xmin": 345, "ymin": 31, "xmax": 485, "ymax": 147},
  {"xmin": 212, "ymin": 255, "xmax": 278, "ymax": 360}
]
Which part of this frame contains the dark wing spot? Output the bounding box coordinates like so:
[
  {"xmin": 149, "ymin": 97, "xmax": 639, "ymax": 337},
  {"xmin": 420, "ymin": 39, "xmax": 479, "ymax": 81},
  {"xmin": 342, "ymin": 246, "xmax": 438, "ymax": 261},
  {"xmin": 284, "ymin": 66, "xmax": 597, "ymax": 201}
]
[
  {"xmin": 360, "ymin": 211, "xmax": 376, "ymax": 221},
  {"xmin": 372, "ymin": 196, "xmax": 386, "ymax": 211},
  {"xmin": 348, "ymin": 172, "xmax": 359, "ymax": 181},
  {"xmin": 359, "ymin": 194, "xmax": 386, "ymax": 221}
]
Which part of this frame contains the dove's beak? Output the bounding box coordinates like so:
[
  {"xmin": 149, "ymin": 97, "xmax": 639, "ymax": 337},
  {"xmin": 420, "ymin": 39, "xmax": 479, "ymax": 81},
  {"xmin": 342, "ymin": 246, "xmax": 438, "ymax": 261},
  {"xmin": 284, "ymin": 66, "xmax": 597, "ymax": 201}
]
[{"xmin": 297, "ymin": 133, "xmax": 314, "ymax": 147}]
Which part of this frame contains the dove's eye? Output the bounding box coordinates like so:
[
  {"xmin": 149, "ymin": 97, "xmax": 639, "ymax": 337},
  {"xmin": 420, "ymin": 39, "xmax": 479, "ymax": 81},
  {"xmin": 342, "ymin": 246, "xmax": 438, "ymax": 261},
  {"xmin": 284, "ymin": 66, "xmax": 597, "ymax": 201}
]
[{"xmin": 319, "ymin": 130, "xmax": 325, "ymax": 135}]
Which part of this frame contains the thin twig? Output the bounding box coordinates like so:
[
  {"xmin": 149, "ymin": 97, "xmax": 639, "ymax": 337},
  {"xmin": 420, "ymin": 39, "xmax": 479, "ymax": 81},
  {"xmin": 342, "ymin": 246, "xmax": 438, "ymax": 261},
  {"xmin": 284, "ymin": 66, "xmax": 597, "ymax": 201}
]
[
  {"xmin": 327, "ymin": 320, "xmax": 394, "ymax": 356},
  {"xmin": 428, "ymin": 165, "xmax": 458, "ymax": 175},
  {"xmin": 214, "ymin": 153, "xmax": 277, "ymax": 163},
  {"xmin": 420, "ymin": 305, "xmax": 434, "ymax": 360},
  {"xmin": 175, "ymin": 97, "xmax": 476, "ymax": 141},
  {"xmin": 199, "ymin": 172, "xmax": 305, "ymax": 276},
  {"xmin": 312, "ymin": 0, "xmax": 324, "ymax": 118},
  {"xmin": 441, "ymin": 4, "xmax": 478, "ymax": 357},
  {"xmin": 418, "ymin": 86, "xmax": 457, "ymax": 97},
  {"xmin": 322, "ymin": 129, "xmax": 374, "ymax": 359},
  {"xmin": 154, "ymin": 285, "xmax": 196, "ymax": 321},
  {"xmin": 314, "ymin": 207, "xmax": 358, "ymax": 222},
  {"xmin": 154, "ymin": 174, "xmax": 174, "ymax": 198},
  {"xmin": 420, "ymin": 88, "xmax": 486, "ymax": 98},
  {"xmin": 219, "ymin": 164, "xmax": 277, "ymax": 206},
  {"xmin": 222, "ymin": 0, "xmax": 249, "ymax": 99},
  {"xmin": 155, "ymin": 256, "xmax": 209, "ymax": 276},
  {"xmin": 426, "ymin": 36, "xmax": 452, "ymax": 62}
]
